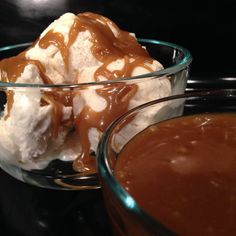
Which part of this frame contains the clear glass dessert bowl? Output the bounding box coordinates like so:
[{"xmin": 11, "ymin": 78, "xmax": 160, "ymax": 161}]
[
  {"xmin": 97, "ymin": 89, "xmax": 236, "ymax": 235},
  {"xmin": 0, "ymin": 39, "xmax": 192, "ymax": 190}
]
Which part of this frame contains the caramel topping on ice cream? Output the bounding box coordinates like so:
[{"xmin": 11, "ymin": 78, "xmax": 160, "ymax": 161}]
[
  {"xmin": 38, "ymin": 12, "xmax": 152, "ymax": 81},
  {"xmin": 0, "ymin": 51, "xmax": 52, "ymax": 84},
  {"xmin": 74, "ymin": 83, "xmax": 137, "ymax": 172},
  {"xmin": 0, "ymin": 12, "xmax": 157, "ymax": 172},
  {"xmin": 0, "ymin": 52, "xmax": 53, "ymax": 119}
]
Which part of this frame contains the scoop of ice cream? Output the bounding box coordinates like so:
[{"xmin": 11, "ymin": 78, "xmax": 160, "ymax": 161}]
[
  {"xmin": 25, "ymin": 13, "xmax": 101, "ymax": 84},
  {"xmin": 0, "ymin": 12, "xmax": 171, "ymax": 171}
]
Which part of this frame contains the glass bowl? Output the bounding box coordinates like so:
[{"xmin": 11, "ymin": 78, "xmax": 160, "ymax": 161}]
[
  {"xmin": 0, "ymin": 39, "xmax": 192, "ymax": 190},
  {"xmin": 97, "ymin": 89, "xmax": 236, "ymax": 235}
]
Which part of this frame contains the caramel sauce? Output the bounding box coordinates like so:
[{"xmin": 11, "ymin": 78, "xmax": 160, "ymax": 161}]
[
  {"xmin": 115, "ymin": 113, "xmax": 236, "ymax": 236},
  {"xmin": 4, "ymin": 91, "xmax": 14, "ymax": 120},
  {"xmin": 0, "ymin": 51, "xmax": 52, "ymax": 84},
  {"xmin": 0, "ymin": 52, "xmax": 53, "ymax": 119},
  {"xmin": 0, "ymin": 12, "xmax": 156, "ymax": 172},
  {"xmin": 39, "ymin": 31, "xmax": 70, "ymax": 72},
  {"xmin": 74, "ymin": 83, "xmax": 137, "ymax": 172}
]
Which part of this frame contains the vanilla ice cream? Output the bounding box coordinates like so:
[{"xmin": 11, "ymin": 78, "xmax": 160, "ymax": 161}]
[{"xmin": 0, "ymin": 12, "xmax": 171, "ymax": 171}]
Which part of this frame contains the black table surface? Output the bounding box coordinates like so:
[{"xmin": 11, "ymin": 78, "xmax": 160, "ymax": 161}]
[
  {"xmin": 0, "ymin": 170, "xmax": 112, "ymax": 236},
  {"xmin": 0, "ymin": 1, "xmax": 236, "ymax": 236}
]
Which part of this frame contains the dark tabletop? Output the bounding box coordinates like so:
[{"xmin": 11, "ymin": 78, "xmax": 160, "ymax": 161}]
[{"xmin": 0, "ymin": 1, "xmax": 236, "ymax": 236}]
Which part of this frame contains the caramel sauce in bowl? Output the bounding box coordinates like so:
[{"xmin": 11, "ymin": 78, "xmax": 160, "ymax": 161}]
[
  {"xmin": 97, "ymin": 90, "xmax": 236, "ymax": 235},
  {"xmin": 0, "ymin": 14, "xmax": 191, "ymax": 190}
]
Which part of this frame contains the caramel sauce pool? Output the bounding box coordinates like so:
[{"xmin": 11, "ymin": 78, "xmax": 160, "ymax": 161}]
[
  {"xmin": 0, "ymin": 12, "xmax": 154, "ymax": 172},
  {"xmin": 115, "ymin": 113, "xmax": 236, "ymax": 236}
]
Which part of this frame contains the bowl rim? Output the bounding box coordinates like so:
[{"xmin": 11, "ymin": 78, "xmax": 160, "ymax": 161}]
[
  {"xmin": 0, "ymin": 38, "xmax": 192, "ymax": 88},
  {"xmin": 97, "ymin": 89, "xmax": 236, "ymax": 233}
]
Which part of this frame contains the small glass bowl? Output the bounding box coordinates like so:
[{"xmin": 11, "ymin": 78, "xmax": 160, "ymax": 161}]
[
  {"xmin": 97, "ymin": 89, "xmax": 236, "ymax": 235},
  {"xmin": 0, "ymin": 39, "xmax": 192, "ymax": 190}
]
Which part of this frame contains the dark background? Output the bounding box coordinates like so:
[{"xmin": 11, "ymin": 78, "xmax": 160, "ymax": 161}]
[
  {"xmin": 0, "ymin": 1, "xmax": 236, "ymax": 236},
  {"xmin": 1, "ymin": 0, "xmax": 236, "ymax": 78}
]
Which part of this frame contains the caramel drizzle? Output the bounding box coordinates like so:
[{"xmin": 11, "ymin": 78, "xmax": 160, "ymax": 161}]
[
  {"xmin": 0, "ymin": 51, "xmax": 53, "ymax": 119},
  {"xmin": 70, "ymin": 13, "xmax": 154, "ymax": 172},
  {"xmin": 0, "ymin": 12, "xmax": 156, "ymax": 172},
  {"xmin": 0, "ymin": 51, "xmax": 52, "ymax": 84},
  {"xmin": 41, "ymin": 90, "xmax": 74, "ymax": 137},
  {"xmin": 74, "ymin": 83, "xmax": 137, "ymax": 172},
  {"xmin": 39, "ymin": 31, "xmax": 70, "ymax": 73},
  {"xmin": 4, "ymin": 91, "xmax": 14, "ymax": 120}
]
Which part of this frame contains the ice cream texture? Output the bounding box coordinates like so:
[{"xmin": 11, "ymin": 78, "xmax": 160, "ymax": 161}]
[{"xmin": 0, "ymin": 12, "xmax": 171, "ymax": 171}]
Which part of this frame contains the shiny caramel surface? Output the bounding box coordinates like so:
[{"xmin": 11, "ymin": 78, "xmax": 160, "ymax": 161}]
[{"xmin": 115, "ymin": 113, "xmax": 236, "ymax": 236}]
